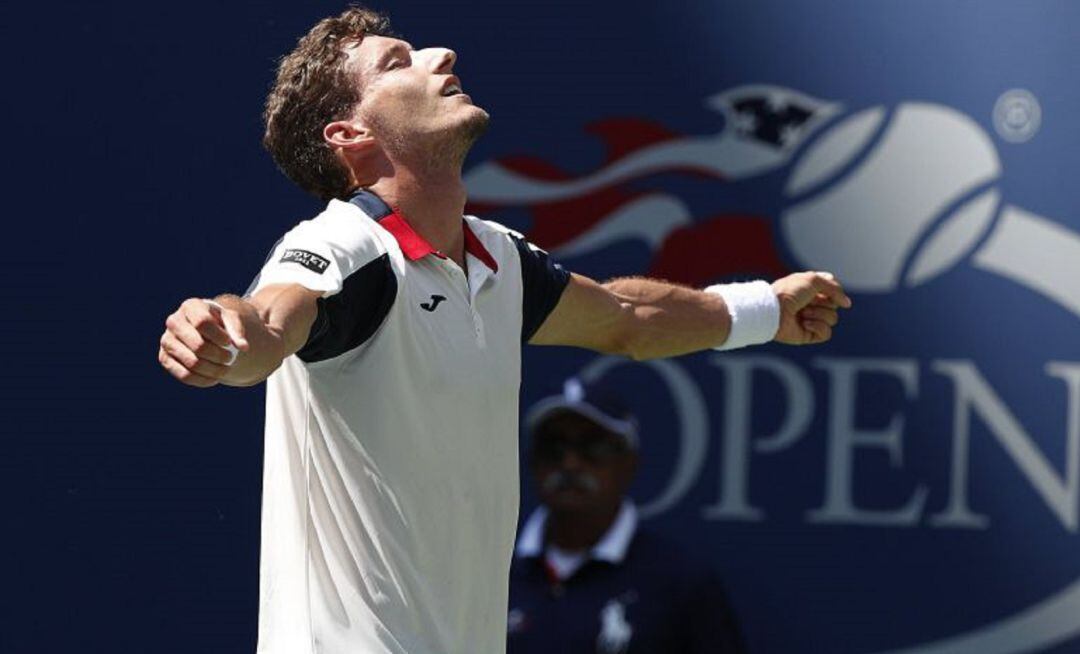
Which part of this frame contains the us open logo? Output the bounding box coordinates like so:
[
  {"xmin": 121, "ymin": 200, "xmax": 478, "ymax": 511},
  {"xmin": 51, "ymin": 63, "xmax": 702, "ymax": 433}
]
[{"xmin": 468, "ymin": 86, "xmax": 1080, "ymax": 653}]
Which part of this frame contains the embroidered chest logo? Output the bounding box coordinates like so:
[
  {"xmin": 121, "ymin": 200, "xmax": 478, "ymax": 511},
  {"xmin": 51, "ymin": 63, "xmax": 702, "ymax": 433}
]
[
  {"xmin": 279, "ymin": 249, "xmax": 330, "ymax": 274},
  {"xmin": 597, "ymin": 599, "xmax": 633, "ymax": 654},
  {"xmin": 506, "ymin": 608, "xmax": 528, "ymax": 635},
  {"xmin": 420, "ymin": 294, "xmax": 447, "ymax": 312}
]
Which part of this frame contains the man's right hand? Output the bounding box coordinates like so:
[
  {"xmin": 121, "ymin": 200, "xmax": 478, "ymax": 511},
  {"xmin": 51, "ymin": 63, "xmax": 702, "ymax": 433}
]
[
  {"xmin": 158, "ymin": 298, "xmax": 251, "ymax": 387},
  {"xmin": 159, "ymin": 285, "xmax": 321, "ymax": 388}
]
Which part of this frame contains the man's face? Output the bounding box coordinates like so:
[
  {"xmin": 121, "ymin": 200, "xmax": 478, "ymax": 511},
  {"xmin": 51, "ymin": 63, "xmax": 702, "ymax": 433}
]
[
  {"xmin": 531, "ymin": 412, "xmax": 637, "ymax": 515},
  {"xmin": 346, "ymin": 35, "xmax": 489, "ymax": 159}
]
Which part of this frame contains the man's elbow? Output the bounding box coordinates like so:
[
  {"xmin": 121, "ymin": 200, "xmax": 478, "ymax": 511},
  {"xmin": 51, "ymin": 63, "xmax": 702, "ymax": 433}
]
[{"xmin": 600, "ymin": 304, "xmax": 656, "ymax": 361}]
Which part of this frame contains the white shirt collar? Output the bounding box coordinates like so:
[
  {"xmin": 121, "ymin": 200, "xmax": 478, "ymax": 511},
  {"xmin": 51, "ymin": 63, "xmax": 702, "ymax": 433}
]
[{"xmin": 515, "ymin": 500, "xmax": 638, "ymax": 564}]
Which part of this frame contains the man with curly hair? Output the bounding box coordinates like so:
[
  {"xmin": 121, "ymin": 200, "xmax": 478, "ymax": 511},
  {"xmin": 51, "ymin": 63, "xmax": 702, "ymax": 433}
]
[{"xmin": 158, "ymin": 6, "xmax": 851, "ymax": 654}]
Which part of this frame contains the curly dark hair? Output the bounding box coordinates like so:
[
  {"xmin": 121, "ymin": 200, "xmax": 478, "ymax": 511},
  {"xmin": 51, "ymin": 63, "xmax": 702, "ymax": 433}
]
[{"xmin": 263, "ymin": 6, "xmax": 395, "ymax": 201}]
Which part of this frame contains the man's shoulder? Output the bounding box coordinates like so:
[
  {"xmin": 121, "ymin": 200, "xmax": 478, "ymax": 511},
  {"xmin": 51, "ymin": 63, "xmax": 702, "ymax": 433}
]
[
  {"xmin": 300, "ymin": 198, "xmax": 383, "ymax": 234},
  {"xmin": 464, "ymin": 214, "xmax": 524, "ymax": 248},
  {"xmin": 277, "ymin": 199, "xmax": 395, "ymax": 258},
  {"xmin": 246, "ymin": 199, "xmax": 398, "ymax": 298},
  {"xmin": 464, "ymin": 214, "xmax": 515, "ymax": 236},
  {"xmin": 463, "ymin": 215, "xmax": 533, "ymax": 268},
  {"xmin": 464, "ymin": 215, "xmax": 566, "ymax": 271}
]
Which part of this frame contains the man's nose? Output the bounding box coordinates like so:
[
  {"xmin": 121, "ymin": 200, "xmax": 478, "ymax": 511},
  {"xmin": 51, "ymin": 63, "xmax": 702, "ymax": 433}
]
[
  {"xmin": 428, "ymin": 47, "xmax": 456, "ymax": 73},
  {"xmin": 557, "ymin": 448, "xmax": 585, "ymax": 470}
]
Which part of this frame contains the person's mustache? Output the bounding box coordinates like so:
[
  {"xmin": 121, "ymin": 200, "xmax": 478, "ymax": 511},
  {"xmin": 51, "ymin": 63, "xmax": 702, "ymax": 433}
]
[{"xmin": 542, "ymin": 470, "xmax": 600, "ymax": 494}]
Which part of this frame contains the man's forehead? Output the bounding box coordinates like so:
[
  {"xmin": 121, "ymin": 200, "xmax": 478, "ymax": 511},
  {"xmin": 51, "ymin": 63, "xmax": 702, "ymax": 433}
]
[{"xmin": 537, "ymin": 412, "xmax": 617, "ymax": 440}]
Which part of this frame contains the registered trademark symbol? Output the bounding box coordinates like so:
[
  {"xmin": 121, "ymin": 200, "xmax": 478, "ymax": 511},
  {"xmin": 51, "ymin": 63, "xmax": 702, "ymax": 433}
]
[{"xmin": 993, "ymin": 88, "xmax": 1041, "ymax": 143}]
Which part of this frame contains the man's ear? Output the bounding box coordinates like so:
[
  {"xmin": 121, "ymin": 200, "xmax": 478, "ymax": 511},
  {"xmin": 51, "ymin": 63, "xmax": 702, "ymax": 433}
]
[
  {"xmin": 323, "ymin": 120, "xmax": 375, "ymax": 152},
  {"xmin": 325, "ymin": 120, "xmax": 385, "ymax": 189}
]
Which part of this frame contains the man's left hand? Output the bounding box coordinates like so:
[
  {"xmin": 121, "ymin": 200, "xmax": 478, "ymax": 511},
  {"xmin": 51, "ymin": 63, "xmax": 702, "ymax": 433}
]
[{"xmin": 771, "ymin": 272, "xmax": 852, "ymax": 345}]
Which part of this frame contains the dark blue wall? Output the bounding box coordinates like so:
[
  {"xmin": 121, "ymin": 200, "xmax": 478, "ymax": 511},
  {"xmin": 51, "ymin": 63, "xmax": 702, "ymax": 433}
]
[{"xmin": 7, "ymin": 1, "xmax": 1080, "ymax": 652}]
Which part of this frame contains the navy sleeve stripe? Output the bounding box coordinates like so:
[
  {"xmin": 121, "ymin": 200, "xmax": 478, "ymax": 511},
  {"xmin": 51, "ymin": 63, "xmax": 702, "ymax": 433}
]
[
  {"xmin": 512, "ymin": 236, "xmax": 571, "ymax": 343},
  {"xmin": 296, "ymin": 253, "xmax": 397, "ymax": 363}
]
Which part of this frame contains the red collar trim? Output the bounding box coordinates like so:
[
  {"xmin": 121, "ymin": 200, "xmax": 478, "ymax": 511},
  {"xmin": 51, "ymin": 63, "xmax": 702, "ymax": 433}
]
[
  {"xmin": 377, "ymin": 211, "xmax": 499, "ymax": 273},
  {"xmin": 377, "ymin": 212, "xmax": 438, "ymax": 261}
]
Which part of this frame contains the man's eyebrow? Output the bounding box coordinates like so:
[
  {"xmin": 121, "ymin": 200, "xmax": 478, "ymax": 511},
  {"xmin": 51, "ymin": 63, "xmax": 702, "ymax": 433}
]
[{"xmin": 372, "ymin": 42, "xmax": 415, "ymax": 71}]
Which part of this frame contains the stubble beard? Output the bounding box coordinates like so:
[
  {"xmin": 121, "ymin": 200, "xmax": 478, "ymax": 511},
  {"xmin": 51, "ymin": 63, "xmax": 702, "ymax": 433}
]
[
  {"xmin": 373, "ymin": 107, "xmax": 490, "ymax": 175},
  {"xmin": 420, "ymin": 108, "xmax": 490, "ymax": 173},
  {"xmin": 450, "ymin": 108, "xmax": 490, "ymax": 161}
]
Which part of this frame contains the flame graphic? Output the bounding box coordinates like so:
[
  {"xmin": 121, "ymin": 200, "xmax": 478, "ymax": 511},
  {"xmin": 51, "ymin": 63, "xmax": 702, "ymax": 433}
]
[{"xmin": 466, "ymin": 86, "xmax": 841, "ymax": 285}]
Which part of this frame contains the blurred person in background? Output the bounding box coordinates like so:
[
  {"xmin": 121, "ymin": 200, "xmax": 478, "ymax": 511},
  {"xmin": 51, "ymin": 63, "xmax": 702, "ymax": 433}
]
[{"xmin": 508, "ymin": 378, "xmax": 745, "ymax": 654}]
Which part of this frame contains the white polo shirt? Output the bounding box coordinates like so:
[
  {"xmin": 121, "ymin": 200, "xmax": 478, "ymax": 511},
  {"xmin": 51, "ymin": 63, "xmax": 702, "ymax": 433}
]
[{"xmin": 247, "ymin": 190, "xmax": 570, "ymax": 654}]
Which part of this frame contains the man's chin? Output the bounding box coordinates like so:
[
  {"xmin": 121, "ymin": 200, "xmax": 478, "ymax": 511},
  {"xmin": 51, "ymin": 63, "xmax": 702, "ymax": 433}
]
[
  {"xmin": 403, "ymin": 108, "xmax": 490, "ymax": 166},
  {"xmin": 543, "ymin": 489, "xmax": 599, "ymax": 512},
  {"xmin": 458, "ymin": 106, "xmax": 490, "ymax": 142}
]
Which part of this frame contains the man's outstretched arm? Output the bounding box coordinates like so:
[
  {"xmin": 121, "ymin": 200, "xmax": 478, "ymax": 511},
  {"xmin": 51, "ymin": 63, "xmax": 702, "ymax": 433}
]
[
  {"xmin": 529, "ymin": 272, "xmax": 852, "ymax": 360},
  {"xmin": 157, "ymin": 284, "xmax": 321, "ymax": 388}
]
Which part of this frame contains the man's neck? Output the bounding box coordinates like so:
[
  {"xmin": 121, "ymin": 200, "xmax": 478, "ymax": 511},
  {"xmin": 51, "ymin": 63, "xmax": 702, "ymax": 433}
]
[
  {"xmin": 369, "ymin": 167, "xmax": 468, "ymax": 268},
  {"xmin": 545, "ymin": 503, "xmax": 622, "ymax": 552}
]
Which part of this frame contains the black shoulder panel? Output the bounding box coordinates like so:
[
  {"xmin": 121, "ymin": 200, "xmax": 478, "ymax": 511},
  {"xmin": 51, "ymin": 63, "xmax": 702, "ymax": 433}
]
[
  {"xmin": 512, "ymin": 236, "xmax": 571, "ymax": 343},
  {"xmin": 297, "ymin": 254, "xmax": 397, "ymax": 362}
]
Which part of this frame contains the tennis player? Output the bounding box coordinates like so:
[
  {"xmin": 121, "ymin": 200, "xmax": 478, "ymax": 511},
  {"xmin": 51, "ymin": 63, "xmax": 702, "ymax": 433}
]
[{"xmin": 157, "ymin": 7, "xmax": 850, "ymax": 654}]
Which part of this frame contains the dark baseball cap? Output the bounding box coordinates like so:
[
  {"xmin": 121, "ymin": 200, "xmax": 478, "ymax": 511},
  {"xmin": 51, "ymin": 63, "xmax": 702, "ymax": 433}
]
[{"xmin": 525, "ymin": 377, "xmax": 639, "ymax": 449}]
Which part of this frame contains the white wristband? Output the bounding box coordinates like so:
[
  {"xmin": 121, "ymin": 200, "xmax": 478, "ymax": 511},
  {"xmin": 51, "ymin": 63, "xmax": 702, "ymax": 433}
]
[
  {"xmin": 203, "ymin": 299, "xmax": 239, "ymax": 366},
  {"xmin": 705, "ymin": 281, "xmax": 780, "ymax": 351}
]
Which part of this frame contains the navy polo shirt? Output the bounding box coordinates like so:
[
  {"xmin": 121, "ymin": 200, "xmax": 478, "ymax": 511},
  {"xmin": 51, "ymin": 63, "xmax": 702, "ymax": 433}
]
[{"xmin": 507, "ymin": 505, "xmax": 745, "ymax": 654}]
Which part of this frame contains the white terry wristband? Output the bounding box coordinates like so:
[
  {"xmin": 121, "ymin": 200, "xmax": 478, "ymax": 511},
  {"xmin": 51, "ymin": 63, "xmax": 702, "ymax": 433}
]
[
  {"xmin": 203, "ymin": 299, "xmax": 239, "ymax": 366},
  {"xmin": 705, "ymin": 281, "xmax": 780, "ymax": 351}
]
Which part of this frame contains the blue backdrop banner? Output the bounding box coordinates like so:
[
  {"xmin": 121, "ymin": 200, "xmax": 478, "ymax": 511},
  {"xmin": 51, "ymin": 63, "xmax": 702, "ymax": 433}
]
[{"xmin": 7, "ymin": 1, "xmax": 1078, "ymax": 653}]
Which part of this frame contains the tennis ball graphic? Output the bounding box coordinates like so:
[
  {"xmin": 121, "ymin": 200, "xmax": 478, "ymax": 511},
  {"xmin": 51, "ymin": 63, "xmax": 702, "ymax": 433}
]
[{"xmin": 781, "ymin": 103, "xmax": 1002, "ymax": 292}]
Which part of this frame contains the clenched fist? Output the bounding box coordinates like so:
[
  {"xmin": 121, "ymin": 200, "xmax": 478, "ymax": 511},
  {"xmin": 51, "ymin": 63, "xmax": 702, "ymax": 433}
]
[
  {"xmin": 158, "ymin": 298, "xmax": 251, "ymax": 387},
  {"xmin": 772, "ymin": 272, "xmax": 852, "ymax": 345}
]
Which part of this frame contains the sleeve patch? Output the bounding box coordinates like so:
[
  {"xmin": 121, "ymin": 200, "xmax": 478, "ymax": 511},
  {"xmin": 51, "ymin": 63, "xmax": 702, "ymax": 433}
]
[{"xmin": 280, "ymin": 249, "xmax": 331, "ymax": 274}]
